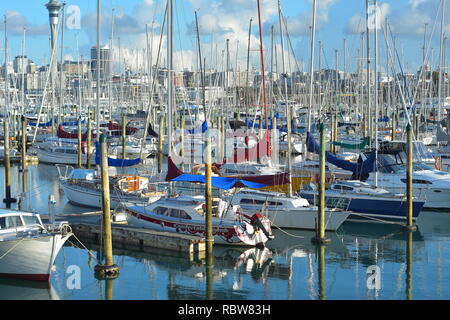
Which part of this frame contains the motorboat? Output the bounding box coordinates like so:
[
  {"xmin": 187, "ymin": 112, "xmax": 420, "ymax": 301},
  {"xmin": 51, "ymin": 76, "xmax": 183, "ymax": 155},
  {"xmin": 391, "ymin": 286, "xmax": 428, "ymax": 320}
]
[
  {"xmin": 0, "ymin": 209, "xmax": 72, "ymax": 281},
  {"xmin": 124, "ymin": 194, "xmax": 274, "ymax": 246},
  {"xmin": 365, "ymin": 140, "xmax": 450, "ymax": 209},
  {"xmin": 228, "ymin": 188, "xmax": 350, "ymax": 231},
  {"xmin": 299, "ymin": 180, "xmax": 426, "ymax": 222}
]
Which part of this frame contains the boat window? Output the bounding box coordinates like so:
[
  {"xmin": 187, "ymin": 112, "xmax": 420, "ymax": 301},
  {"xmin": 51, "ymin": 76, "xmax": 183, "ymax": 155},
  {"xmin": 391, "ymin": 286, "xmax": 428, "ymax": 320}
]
[
  {"xmin": 168, "ymin": 209, "xmax": 192, "ymax": 220},
  {"xmin": 153, "ymin": 206, "xmax": 168, "ymax": 215},
  {"xmin": 400, "ymin": 178, "xmax": 432, "ymax": 185},
  {"xmin": 0, "ymin": 216, "xmax": 23, "ymax": 229},
  {"xmin": 22, "ymin": 215, "xmax": 41, "ymax": 226},
  {"xmin": 333, "ymin": 185, "xmax": 353, "ymax": 191}
]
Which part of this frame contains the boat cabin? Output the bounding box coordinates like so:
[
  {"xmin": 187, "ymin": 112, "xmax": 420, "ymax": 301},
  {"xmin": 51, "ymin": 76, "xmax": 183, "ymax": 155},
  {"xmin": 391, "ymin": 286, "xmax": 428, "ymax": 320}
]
[{"xmin": 0, "ymin": 210, "xmax": 44, "ymax": 239}]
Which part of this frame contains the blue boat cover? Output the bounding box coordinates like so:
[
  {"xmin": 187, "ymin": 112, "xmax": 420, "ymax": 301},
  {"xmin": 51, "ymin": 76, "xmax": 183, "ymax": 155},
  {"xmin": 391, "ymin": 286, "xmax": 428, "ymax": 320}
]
[
  {"xmin": 171, "ymin": 173, "xmax": 268, "ymax": 190},
  {"xmin": 187, "ymin": 121, "xmax": 208, "ymax": 134},
  {"xmin": 95, "ymin": 142, "xmax": 141, "ymax": 167},
  {"xmin": 306, "ymin": 131, "xmax": 376, "ymax": 180}
]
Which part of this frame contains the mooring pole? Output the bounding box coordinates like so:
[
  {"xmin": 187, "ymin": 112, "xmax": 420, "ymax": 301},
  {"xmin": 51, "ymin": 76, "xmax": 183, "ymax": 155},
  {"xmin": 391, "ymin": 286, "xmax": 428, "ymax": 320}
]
[
  {"xmin": 122, "ymin": 115, "xmax": 127, "ymax": 159},
  {"xmin": 3, "ymin": 118, "xmax": 16, "ymax": 207},
  {"xmin": 158, "ymin": 114, "xmax": 164, "ymax": 173},
  {"xmin": 94, "ymin": 133, "xmax": 120, "ymax": 278},
  {"xmin": 77, "ymin": 115, "xmax": 82, "ymax": 168},
  {"xmin": 86, "ymin": 116, "xmax": 92, "ymax": 169},
  {"xmin": 205, "ymin": 129, "xmax": 214, "ymax": 253},
  {"xmin": 405, "ymin": 123, "xmax": 417, "ymax": 231},
  {"xmin": 180, "ymin": 114, "xmax": 185, "ymax": 164},
  {"xmin": 312, "ymin": 122, "xmax": 330, "ymax": 244},
  {"xmin": 20, "ymin": 115, "xmax": 28, "ymax": 210},
  {"xmin": 205, "ymin": 128, "xmax": 214, "ymax": 299}
]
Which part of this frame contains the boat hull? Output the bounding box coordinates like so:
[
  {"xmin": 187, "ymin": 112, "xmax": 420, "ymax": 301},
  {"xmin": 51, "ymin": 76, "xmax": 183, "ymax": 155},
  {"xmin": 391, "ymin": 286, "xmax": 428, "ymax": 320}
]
[
  {"xmin": 37, "ymin": 148, "xmax": 96, "ymax": 165},
  {"xmin": 299, "ymin": 191, "xmax": 424, "ymax": 221},
  {"xmin": 237, "ymin": 205, "xmax": 349, "ymax": 231},
  {"xmin": 0, "ymin": 233, "xmax": 70, "ymax": 282},
  {"xmin": 60, "ymin": 180, "xmax": 161, "ymax": 209},
  {"xmin": 125, "ymin": 207, "xmax": 262, "ymax": 246}
]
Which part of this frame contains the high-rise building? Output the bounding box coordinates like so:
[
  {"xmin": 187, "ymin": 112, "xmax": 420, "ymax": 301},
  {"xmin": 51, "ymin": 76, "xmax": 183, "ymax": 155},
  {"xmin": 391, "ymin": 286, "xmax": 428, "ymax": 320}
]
[
  {"xmin": 90, "ymin": 45, "xmax": 110, "ymax": 80},
  {"xmin": 13, "ymin": 55, "xmax": 29, "ymax": 74}
]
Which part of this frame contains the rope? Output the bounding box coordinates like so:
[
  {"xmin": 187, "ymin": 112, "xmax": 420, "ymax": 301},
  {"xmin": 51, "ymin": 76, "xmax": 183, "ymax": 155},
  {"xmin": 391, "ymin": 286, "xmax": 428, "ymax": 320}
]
[
  {"xmin": 0, "ymin": 238, "xmax": 25, "ymax": 260},
  {"xmin": 70, "ymin": 232, "xmax": 99, "ymax": 262},
  {"xmin": 271, "ymin": 222, "xmax": 305, "ymax": 239},
  {"xmin": 346, "ymin": 211, "xmax": 404, "ymax": 225}
]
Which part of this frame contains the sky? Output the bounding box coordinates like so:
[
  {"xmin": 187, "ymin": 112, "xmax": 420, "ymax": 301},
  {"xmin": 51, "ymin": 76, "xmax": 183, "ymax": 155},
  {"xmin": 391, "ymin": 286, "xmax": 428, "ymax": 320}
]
[{"xmin": 0, "ymin": 0, "xmax": 448, "ymax": 75}]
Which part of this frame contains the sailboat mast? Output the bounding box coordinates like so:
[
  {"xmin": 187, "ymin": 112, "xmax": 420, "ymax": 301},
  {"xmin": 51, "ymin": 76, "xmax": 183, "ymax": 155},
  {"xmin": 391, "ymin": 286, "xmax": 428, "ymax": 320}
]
[
  {"xmin": 167, "ymin": 0, "xmax": 173, "ymax": 163},
  {"xmin": 256, "ymin": 0, "xmax": 270, "ymax": 158},
  {"xmin": 374, "ymin": 0, "xmax": 379, "ymax": 187},
  {"xmin": 278, "ymin": 1, "xmax": 292, "ymax": 196},
  {"xmin": 96, "ymin": 0, "xmax": 101, "ymax": 141},
  {"xmin": 307, "ymin": 0, "xmax": 317, "ymax": 132}
]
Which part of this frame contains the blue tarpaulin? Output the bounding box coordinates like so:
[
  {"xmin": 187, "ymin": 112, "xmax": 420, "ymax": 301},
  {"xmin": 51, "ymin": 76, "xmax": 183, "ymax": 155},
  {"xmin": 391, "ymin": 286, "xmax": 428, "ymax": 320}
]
[
  {"xmin": 171, "ymin": 173, "xmax": 268, "ymax": 190},
  {"xmin": 95, "ymin": 142, "xmax": 141, "ymax": 167},
  {"xmin": 306, "ymin": 131, "xmax": 376, "ymax": 180},
  {"xmin": 187, "ymin": 121, "xmax": 208, "ymax": 134}
]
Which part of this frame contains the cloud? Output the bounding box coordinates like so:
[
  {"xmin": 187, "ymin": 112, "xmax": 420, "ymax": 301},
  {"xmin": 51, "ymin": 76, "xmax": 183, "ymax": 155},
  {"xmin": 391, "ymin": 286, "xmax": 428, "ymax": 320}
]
[
  {"xmin": 344, "ymin": 3, "xmax": 390, "ymax": 34},
  {"xmin": 1, "ymin": 10, "xmax": 48, "ymax": 36}
]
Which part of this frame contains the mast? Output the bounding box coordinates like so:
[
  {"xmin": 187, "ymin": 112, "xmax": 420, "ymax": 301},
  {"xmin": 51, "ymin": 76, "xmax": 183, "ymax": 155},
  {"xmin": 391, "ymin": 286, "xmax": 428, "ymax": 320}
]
[
  {"xmin": 438, "ymin": 0, "xmax": 446, "ymax": 127},
  {"xmin": 59, "ymin": 2, "xmax": 65, "ymax": 125},
  {"xmin": 307, "ymin": 0, "xmax": 317, "ymax": 132},
  {"xmin": 256, "ymin": 0, "xmax": 270, "ymax": 159},
  {"xmin": 374, "ymin": 0, "xmax": 379, "ymax": 187},
  {"xmin": 278, "ymin": 0, "xmax": 292, "ymax": 196},
  {"xmin": 245, "ymin": 18, "xmax": 253, "ymax": 118},
  {"xmin": 21, "ymin": 28, "xmax": 26, "ymax": 116},
  {"xmin": 366, "ymin": 0, "xmax": 372, "ymax": 148},
  {"xmin": 96, "ymin": 0, "xmax": 101, "ymax": 142},
  {"xmin": 109, "ymin": 8, "xmax": 114, "ymax": 121},
  {"xmin": 167, "ymin": 0, "xmax": 174, "ymax": 172}
]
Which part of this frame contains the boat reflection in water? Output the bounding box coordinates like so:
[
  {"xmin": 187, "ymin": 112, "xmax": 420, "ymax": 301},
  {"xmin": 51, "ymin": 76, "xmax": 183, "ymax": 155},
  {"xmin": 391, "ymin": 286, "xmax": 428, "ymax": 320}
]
[{"xmin": 0, "ymin": 279, "xmax": 60, "ymax": 300}]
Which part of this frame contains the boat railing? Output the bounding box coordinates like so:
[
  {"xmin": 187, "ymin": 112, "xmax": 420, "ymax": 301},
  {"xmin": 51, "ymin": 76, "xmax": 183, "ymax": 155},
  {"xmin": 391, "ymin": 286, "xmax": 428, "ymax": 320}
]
[{"xmin": 56, "ymin": 164, "xmax": 74, "ymax": 179}]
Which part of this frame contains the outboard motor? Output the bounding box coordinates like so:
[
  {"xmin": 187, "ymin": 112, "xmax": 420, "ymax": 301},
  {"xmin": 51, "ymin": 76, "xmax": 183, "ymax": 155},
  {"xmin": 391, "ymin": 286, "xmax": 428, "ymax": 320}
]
[{"xmin": 250, "ymin": 213, "xmax": 274, "ymax": 241}]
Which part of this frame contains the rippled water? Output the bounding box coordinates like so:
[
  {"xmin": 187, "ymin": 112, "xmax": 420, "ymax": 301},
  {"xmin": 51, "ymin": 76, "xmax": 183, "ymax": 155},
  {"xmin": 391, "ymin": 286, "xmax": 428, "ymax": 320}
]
[{"xmin": 0, "ymin": 163, "xmax": 450, "ymax": 300}]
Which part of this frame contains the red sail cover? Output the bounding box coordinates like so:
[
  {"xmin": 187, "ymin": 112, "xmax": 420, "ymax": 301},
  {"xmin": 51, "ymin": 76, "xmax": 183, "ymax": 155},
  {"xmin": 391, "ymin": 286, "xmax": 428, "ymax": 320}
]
[
  {"xmin": 107, "ymin": 121, "xmax": 138, "ymax": 134},
  {"xmin": 57, "ymin": 125, "xmax": 96, "ymax": 140},
  {"xmin": 225, "ymin": 132, "xmax": 271, "ymax": 163},
  {"xmin": 165, "ymin": 156, "xmax": 289, "ymax": 186}
]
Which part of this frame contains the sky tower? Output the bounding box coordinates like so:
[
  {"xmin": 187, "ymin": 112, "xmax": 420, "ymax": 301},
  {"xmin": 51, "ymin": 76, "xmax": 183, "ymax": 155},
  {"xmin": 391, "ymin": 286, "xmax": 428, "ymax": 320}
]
[{"xmin": 45, "ymin": 0, "xmax": 62, "ymax": 54}]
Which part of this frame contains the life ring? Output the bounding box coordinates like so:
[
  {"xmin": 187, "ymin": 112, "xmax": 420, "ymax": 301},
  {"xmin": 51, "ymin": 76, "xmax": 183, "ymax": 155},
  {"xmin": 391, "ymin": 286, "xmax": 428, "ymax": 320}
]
[{"xmin": 151, "ymin": 137, "xmax": 157, "ymax": 144}]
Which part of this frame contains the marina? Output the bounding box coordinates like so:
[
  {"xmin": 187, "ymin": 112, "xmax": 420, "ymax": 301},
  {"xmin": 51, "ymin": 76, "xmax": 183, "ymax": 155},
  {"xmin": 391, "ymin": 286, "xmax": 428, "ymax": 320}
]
[{"xmin": 0, "ymin": 0, "xmax": 450, "ymax": 303}]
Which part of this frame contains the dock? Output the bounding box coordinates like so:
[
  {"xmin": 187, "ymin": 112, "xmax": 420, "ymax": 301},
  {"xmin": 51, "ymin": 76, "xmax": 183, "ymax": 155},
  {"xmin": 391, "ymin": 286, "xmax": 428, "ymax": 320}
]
[{"xmin": 53, "ymin": 212, "xmax": 206, "ymax": 259}]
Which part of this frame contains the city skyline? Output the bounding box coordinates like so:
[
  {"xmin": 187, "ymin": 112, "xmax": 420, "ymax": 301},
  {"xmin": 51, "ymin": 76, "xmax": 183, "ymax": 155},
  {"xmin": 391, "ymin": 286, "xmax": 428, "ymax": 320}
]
[{"xmin": 0, "ymin": 0, "xmax": 448, "ymax": 75}]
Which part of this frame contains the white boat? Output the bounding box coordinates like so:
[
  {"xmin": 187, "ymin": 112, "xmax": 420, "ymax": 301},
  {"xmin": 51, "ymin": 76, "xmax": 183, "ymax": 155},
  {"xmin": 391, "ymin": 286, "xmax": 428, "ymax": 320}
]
[
  {"xmin": 36, "ymin": 140, "xmax": 96, "ymax": 165},
  {"xmin": 124, "ymin": 194, "xmax": 274, "ymax": 246},
  {"xmin": 0, "ymin": 209, "xmax": 72, "ymax": 281},
  {"xmin": 228, "ymin": 189, "xmax": 350, "ymax": 231},
  {"xmin": 57, "ymin": 166, "xmax": 165, "ymax": 209},
  {"xmin": 365, "ymin": 141, "xmax": 450, "ymax": 209}
]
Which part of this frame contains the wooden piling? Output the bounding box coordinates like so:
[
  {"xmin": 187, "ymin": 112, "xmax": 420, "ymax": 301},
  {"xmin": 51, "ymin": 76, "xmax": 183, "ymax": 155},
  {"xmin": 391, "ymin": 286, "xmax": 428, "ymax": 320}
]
[
  {"xmin": 77, "ymin": 116, "xmax": 82, "ymax": 168},
  {"xmin": 3, "ymin": 118, "xmax": 16, "ymax": 207},
  {"xmin": 158, "ymin": 114, "xmax": 164, "ymax": 173},
  {"xmin": 122, "ymin": 114, "xmax": 127, "ymax": 159},
  {"xmin": 205, "ymin": 129, "xmax": 214, "ymax": 254},
  {"xmin": 94, "ymin": 133, "xmax": 120, "ymax": 278},
  {"xmin": 404, "ymin": 124, "xmax": 416, "ymax": 231},
  {"xmin": 20, "ymin": 115, "xmax": 27, "ymax": 210},
  {"xmin": 86, "ymin": 117, "xmax": 92, "ymax": 169},
  {"xmin": 312, "ymin": 122, "xmax": 330, "ymax": 244}
]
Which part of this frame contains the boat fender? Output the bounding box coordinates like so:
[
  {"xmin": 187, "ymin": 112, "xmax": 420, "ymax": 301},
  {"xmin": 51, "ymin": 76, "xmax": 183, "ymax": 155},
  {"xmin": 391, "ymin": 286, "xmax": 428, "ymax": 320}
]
[
  {"xmin": 435, "ymin": 156, "xmax": 442, "ymax": 171},
  {"xmin": 250, "ymin": 213, "xmax": 273, "ymax": 240}
]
